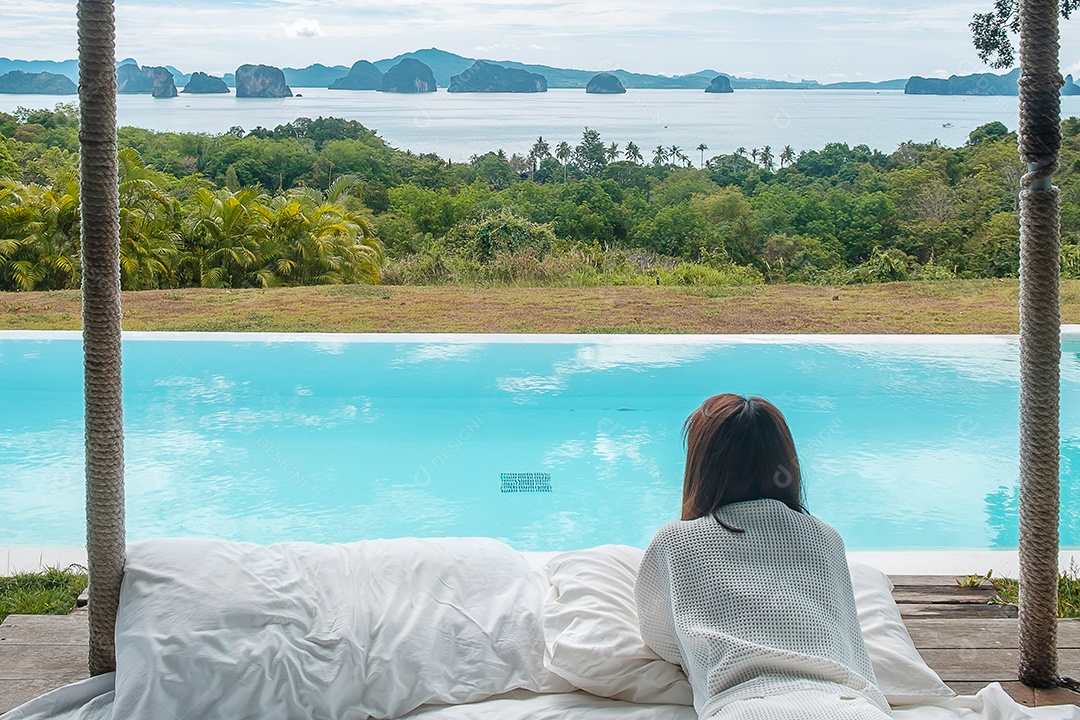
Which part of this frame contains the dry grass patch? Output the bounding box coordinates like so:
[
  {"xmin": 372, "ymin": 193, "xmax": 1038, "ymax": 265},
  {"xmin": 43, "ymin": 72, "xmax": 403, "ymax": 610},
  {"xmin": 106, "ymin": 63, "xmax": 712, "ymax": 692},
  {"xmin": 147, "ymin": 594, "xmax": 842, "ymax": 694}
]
[{"xmin": 1, "ymin": 280, "xmax": 1077, "ymax": 334}]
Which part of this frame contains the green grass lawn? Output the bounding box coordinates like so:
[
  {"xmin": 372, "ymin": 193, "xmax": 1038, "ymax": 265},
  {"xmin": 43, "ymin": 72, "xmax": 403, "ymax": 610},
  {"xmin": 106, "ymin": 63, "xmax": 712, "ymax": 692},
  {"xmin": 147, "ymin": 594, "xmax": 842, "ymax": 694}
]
[{"xmin": 0, "ymin": 567, "xmax": 87, "ymax": 623}]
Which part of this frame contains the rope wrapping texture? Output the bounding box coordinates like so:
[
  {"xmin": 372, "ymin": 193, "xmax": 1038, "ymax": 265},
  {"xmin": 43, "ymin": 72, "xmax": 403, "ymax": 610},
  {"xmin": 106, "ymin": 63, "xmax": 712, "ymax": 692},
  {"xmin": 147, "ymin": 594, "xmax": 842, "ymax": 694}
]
[
  {"xmin": 1016, "ymin": 0, "xmax": 1063, "ymax": 687},
  {"xmin": 78, "ymin": 0, "xmax": 126, "ymax": 678},
  {"xmin": 1017, "ymin": 185, "xmax": 1061, "ymax": 688}
]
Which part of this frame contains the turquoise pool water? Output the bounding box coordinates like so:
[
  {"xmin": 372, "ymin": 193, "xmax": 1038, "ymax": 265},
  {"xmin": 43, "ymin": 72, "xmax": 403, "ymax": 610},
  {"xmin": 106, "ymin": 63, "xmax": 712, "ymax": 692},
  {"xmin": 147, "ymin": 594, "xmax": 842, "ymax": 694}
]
[{"xmin": 1, "ymin": 333, "xmax": 1079, "ymax": 551}]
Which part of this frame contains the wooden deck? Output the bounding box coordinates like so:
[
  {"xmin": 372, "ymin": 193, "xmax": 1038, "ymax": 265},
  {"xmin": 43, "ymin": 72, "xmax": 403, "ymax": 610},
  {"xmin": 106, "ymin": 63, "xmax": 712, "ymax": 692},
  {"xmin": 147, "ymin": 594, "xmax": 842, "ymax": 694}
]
[
  {"xmin": 892, "ymin": 575, "xmax": 1080, "ymax": 708},
  {"xmin": 1, "ymin": 577, "xmax": 1080, "ymax": 713},
  {"xmin": 0, "ymin": 608, "xmax": 89, "ymax": 712}
]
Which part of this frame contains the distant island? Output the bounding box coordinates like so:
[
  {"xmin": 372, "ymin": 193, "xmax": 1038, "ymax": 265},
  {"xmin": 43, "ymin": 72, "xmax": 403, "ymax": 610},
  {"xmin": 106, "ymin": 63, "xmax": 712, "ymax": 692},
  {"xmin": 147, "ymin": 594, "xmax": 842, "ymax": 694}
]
[
  {"xmin": 0, "ymin": 50, "xmax": 906, "ymax": 92},
  {"xmin": 379, "ymin": 58, "xmax": 436, "ymax": 93},
  {"xmin": 362, "ymin": 49, "xmax": 876, "ymax": 91},
  {"xmin": 235, "ymin": 64, "xmax": 292, "ymax": 98},
  {"xmin": 586, "ymin": 73, "xmax": 625, "ymax": 94},
  {"xmin": 329, "ymin": 61, "xmax": 382, "ymax": 90},
  {"xmin": 5, "ymin": 49, "xmax": 1079, "ymax": 97},
  {"xmin": 116, "ymin": 62, "xmax": 177, "ymax": 98},
  {"xmin": 448, "ymin": 61, "xmax": 546, "ymax": 93},
  {"xmin": 280, "ymin": 63, "xmax": 348, "ymax": 89},
  {"xmin": 0, "ymin": 70, "xmax": 75, "ymax": 94},
  {"xmin": 705, "ymin": 76, "xmax": 734, "ymax": 93},
  {"xmin": 905, "ymin": 68, "xmax": 1080, "ymax": 96},
  {"xmin": 183, "ymin": 72, "xmax": 229, "ymax": 94}
]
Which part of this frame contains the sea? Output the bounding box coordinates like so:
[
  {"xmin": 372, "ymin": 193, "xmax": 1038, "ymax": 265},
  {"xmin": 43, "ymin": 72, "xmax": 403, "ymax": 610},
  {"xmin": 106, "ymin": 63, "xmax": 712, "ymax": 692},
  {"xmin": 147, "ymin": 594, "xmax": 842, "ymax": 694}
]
[{"xmin": 4, "ymin": 87, "xmax": 1080, "ymax": 161}]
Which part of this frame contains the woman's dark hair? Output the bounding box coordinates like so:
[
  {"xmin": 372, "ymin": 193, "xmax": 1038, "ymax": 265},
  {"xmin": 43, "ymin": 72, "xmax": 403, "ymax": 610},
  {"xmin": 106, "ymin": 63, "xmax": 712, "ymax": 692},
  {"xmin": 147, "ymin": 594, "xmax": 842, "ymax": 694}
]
[{"xmin": 681, "ymin": 394, "xmax": 803, "ymax": 521}]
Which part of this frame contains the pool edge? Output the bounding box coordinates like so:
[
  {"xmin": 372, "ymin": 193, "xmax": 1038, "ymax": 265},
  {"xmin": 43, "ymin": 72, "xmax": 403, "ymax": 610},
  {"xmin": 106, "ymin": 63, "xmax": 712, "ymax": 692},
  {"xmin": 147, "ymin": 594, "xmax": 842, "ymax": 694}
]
[
  {"xmin": 3, "ymin": 328, "xmax": 1079, "ymax": 343},
  {"xmin": 6, "ymin": 544, "xmax": 1080, "ymax": 577}
]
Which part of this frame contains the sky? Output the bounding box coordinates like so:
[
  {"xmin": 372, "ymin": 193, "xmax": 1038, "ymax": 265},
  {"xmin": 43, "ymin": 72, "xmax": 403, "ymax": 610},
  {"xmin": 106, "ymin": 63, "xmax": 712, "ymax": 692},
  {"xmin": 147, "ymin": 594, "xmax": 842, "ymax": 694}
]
[{"xmin": 4, "ymin": 0, "xmax": 1080, "ymax": 83}]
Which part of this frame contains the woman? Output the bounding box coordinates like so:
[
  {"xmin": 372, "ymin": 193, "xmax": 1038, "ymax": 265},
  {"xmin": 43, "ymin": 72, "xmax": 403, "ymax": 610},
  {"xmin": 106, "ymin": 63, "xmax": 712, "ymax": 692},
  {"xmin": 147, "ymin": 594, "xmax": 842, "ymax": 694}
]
[{"xmin": 634, "ymin": 394, "xmax": 891, "ymax": 719}]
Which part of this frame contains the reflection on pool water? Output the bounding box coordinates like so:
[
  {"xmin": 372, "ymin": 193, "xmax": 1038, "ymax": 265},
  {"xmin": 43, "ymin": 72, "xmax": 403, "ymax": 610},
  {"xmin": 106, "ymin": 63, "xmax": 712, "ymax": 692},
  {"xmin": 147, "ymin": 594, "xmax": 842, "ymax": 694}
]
[{"xmin": 1, "ymin": 332, "xmax": 1078, "ymax": 551}]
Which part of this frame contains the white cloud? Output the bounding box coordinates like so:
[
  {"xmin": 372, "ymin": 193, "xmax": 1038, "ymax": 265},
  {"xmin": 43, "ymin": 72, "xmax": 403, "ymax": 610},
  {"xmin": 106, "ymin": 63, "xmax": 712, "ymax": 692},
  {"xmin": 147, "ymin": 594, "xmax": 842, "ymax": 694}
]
[
  {"xmin": 280, "ymin": 18, "xmax": 325, "ymax": 38},
  {"xmin": 7, "ymin": 0, "xmax": 1080, "ymax": 82},
  {"xmin": 473, "ymin": 44, "xmax": 521, "ymax": 52}
]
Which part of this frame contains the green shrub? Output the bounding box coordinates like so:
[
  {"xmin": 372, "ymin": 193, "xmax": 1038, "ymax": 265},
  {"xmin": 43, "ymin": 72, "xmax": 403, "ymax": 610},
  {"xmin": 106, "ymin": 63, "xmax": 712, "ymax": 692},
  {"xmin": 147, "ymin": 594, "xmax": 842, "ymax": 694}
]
[
  {"xmin": 1063, "ymin": 242, "xmax": 1080, "ymax": 280},
  {"xmin": 660, "ymin": 262, "xmax": 764, "ymax": 286},
  {"xmin": 0, "ymin": 567, "xmax": 87, "ymax": 623},
  {"xmin": 912, "ymin": 259, "xmax": 957, "ymax": 281},
  {"xmin": 991, "ymin": 564, "xmax": 1080, "ymax": 618},
  {"xmin": 848, "ymin": 247, "xmax": 914, "ymax": 283}
]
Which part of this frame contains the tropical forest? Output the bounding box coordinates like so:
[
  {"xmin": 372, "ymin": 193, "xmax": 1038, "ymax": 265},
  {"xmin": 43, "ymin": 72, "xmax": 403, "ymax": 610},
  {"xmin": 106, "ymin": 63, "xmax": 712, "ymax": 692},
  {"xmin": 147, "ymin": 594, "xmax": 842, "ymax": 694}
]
[{"xmin": 2, "ymin": 104, "xmax": 1080, "ymax": 292}]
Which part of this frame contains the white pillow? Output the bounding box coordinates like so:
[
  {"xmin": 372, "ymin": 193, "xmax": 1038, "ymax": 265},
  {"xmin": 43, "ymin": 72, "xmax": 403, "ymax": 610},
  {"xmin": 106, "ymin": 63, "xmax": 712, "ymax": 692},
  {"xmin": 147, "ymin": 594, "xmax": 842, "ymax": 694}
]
[
  {"xmin": 113, "ymin": 537, "xmax": 571, "ymax": 720},
  {"xmin": 849, "ymin": 562, "xmax": 956, "ymax": 705},
  {"xmin": 540, "ymin": 546, "xmax": 954, "ymax": 707},
  {"xmin": 539, "ymin": 545, "xmax": 694, "ymax": 704}
]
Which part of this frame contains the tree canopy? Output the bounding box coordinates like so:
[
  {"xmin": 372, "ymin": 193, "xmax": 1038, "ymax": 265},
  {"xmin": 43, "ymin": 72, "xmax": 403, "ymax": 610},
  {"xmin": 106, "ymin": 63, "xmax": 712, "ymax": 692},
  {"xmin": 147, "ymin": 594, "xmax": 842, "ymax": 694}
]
[
  {"xmin": 971, "ymin": 0, "xmax": 1080, "ymax": 68},
  {"xmin": 2, "ymin": 106, "xmax": 1078, "ymax": 290}
]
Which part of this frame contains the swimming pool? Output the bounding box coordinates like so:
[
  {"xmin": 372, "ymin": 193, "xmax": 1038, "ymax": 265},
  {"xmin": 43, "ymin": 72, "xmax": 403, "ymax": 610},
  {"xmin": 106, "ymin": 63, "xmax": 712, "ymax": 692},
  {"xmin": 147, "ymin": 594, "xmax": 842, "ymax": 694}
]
[{"xmin": 1, "ymin": 331, "xmax": 1078, "ymax": 552}]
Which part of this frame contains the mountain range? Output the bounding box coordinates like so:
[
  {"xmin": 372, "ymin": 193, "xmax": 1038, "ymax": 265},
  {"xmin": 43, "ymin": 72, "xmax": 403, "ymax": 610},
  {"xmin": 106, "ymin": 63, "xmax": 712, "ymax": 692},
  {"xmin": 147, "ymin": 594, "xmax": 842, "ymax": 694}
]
[{"xmin": 0, "ymin": 48, "xmax": 908, "ymax": 91}]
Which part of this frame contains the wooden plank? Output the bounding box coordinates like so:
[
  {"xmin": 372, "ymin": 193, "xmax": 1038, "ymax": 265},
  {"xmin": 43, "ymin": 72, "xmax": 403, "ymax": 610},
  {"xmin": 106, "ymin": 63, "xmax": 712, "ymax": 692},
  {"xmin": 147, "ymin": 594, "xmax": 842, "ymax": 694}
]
[
  {"xmin": 0, "ymin": 677, "xmax": 89, "ymax": 715},
  {"xmin": 1035, "ymin": 686, "xmax": 1080, "ymax": 707},
  {"xmin": 898, "ymin": 603, "xmax": 1018, "ymax": 619},
  {"xmin": 905, "ymin": 618, "xmax": 1080, "ymax": 649},
  {"xmin": 906, "ymin": 619, "xmax": 1018, "ymax": 649},
  {"xmin": 0, "ymin": 614, "xmax": 88, "ymax": 645},
  {"xmin": 891, "ymin": 586, "xmax": 998, "ymax": 605},
  {"xmin": 919, "ymin": 649, "xmax": 1080, "ymax": 682},
  {"xmin": 890, "ymin": 575, "xmax": 972, "ymax": 587},
  {"xmin": 0, "ymin": 644, "xmax": 88, "ymax": 680}
]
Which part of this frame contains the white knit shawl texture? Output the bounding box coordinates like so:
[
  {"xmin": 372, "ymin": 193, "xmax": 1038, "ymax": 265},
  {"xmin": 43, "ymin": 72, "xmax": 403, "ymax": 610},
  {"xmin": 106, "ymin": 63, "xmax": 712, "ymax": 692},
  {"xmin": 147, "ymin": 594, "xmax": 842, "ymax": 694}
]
[{"xmin": 635, "ymin": 499, "xmax": 892, "ymax": 720}]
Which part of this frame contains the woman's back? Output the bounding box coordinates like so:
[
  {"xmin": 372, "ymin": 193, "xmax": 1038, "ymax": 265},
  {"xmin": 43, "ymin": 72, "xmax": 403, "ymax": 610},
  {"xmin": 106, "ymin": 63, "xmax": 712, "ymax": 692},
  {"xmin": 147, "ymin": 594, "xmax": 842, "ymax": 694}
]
[{"xmin": 635, "ymin": 499, "xmax": 890, "ymax": 719}]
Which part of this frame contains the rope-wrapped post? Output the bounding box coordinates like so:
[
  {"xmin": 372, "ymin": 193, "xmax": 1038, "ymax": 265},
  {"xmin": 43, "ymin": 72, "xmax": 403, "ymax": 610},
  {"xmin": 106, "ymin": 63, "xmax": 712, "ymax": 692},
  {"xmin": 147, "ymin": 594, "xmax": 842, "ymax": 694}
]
[
  {"xmin": 78, "ymin": 0, "xmax": 126, "ymax": 676},
  {"xmin": 1016, "ymin": 0, "xmax": 1063, "ymax": 689}
]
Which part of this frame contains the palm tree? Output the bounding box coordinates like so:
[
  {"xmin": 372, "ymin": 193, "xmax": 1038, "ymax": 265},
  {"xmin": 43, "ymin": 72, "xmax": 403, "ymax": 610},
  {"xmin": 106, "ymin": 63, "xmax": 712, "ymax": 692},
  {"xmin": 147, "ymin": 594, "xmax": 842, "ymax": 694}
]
[
  {"xmin": 734, "ymin": 147, "xmax": 748, "ymax": 159},
  {"xmin": 605, "ymin": 142, "xmax": 621, "ymax": 163},
  {"xmin": 669, "ymin": 145, "xmax": 690, "ymax": 167},
  {"xmin": 181, "ymin": 187, "xmax": 269, "ymax": 288},
  {"xmin": 750, "ymin": 148, "xmax": 759, "ymax": 164},
  {"xmin": 759, "ymin": 145, "xmax": 775, "ymax": 171},
  {"xmin": 325, "ymin": 174, "xmax": 363, "ymax": 205},
  {"xmin": 264, "ymin": 188, "xmax": 381, "ymax": 286},
  {"xmin": 696, "ymin": 143, "xmax": 709, "ymax": 169},
  {"xmin": 652, "ymin": 145, "xmax": 668, "ymax": 167},
  {"xmin": 117, "ymin": 148, "xmax": 178, "ymax": 290},
  {"xmin": 0, "ymin": 176, "xmax": 82, "ymax": 291},
  {"xmin": 0, "ymin": 182, "xmax": 37, "ymax": 291},
  {"xmin": 624, "ymin": 142, "xmax": 643, "ymax": 164},
  {"xmin": 528, "ymin": 136, "xmax": 551, "ymax": 173},
  {"xmin": 555, "ymin": 141, "xmax": 572, "ymax": 182},
  {"xmin": 780, "ymin": 145, "xmax": 796, "ymax": 168}
]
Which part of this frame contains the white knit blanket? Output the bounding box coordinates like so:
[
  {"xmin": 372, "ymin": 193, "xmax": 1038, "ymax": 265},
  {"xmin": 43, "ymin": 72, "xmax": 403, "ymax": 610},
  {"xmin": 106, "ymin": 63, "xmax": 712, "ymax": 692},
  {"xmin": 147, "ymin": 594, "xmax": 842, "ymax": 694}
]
[{"xmin": 634, "ymin": 499, "xmax": 892, "ymax": 720}]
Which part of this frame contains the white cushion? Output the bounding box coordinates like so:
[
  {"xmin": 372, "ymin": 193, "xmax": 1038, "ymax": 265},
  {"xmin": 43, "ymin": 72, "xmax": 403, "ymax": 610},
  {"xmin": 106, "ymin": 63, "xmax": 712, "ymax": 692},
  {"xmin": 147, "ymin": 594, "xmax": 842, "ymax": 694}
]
[
  {"xmin": 540, "ymin": 545, "xmax": 694, "ymax": 704},
  {"xmin": 540, "ymin": 546, "xmax": 954, "ymax": 707},
  {"xmin": 113, "ymin": 537, "xmax": 571, "ymax": 720},
  {"xmin": 849, "ymin": 562, "xmax": 956, "ymax": 705}
]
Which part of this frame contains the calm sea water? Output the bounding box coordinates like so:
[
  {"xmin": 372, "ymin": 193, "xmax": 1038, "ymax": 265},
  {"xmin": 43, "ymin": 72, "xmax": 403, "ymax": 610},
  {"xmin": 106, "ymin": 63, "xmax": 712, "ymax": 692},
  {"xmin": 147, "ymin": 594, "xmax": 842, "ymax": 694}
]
[
  {"xmin": 5, "ymin": 88, "xmax": 1078, "ymax": 160},
  {"xmin": 1, "ymin": 333, "xmax": 1079, "ymax": 551}
]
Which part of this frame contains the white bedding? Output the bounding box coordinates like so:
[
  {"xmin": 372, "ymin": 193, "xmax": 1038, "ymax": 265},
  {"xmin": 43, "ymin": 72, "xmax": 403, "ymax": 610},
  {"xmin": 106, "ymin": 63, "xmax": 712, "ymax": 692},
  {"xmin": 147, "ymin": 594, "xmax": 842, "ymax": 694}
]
[
  {"xmin": 401, "ymin": 685, "xmax": 1078, "ymax": 720},
  {"xmin": 8, "ymin": 677, "xmax": 1078, "ymax": 720},
  {"xmin": 3, "ymin": 538, "xmax": 1079, "ymax": 720}
]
